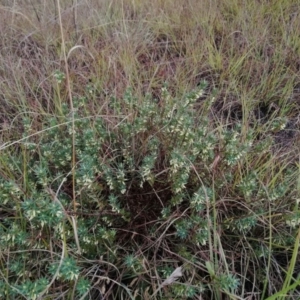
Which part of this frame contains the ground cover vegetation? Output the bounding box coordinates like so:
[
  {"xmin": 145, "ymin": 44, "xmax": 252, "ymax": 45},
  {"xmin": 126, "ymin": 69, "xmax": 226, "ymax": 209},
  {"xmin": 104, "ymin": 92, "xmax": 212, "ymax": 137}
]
[{"xmin": 0, "ymin": 0, "xmax": 300, "ymax": 299}]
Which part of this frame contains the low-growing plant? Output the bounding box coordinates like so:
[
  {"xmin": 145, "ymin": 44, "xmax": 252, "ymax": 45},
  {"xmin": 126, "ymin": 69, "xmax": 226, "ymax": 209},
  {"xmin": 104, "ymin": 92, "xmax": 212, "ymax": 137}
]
[
  {"xmin": 0, "ymin": 78, "xmax": 298, "ymax": 299},
  {"xmin": 1, "ymin": 0, "xmax": 300, "ymax": 299}
]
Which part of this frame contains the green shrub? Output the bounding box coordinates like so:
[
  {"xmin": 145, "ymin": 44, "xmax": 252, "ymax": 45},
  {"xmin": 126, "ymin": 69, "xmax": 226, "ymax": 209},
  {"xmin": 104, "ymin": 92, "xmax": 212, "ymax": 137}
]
[{"xmin": 0, "ymin": 82, "xmax": 298, "ymax": 299}]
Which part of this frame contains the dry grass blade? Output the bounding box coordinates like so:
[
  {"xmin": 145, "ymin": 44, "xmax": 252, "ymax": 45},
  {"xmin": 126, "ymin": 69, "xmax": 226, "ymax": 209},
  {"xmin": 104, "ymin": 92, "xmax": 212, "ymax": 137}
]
[
  {"xmin": 161, "ymin": 266, "xmax": 183, "ymax": 287},
  {"xmin": 151, "ymin": 266, "xmax": 183, "ymax": 298}
]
